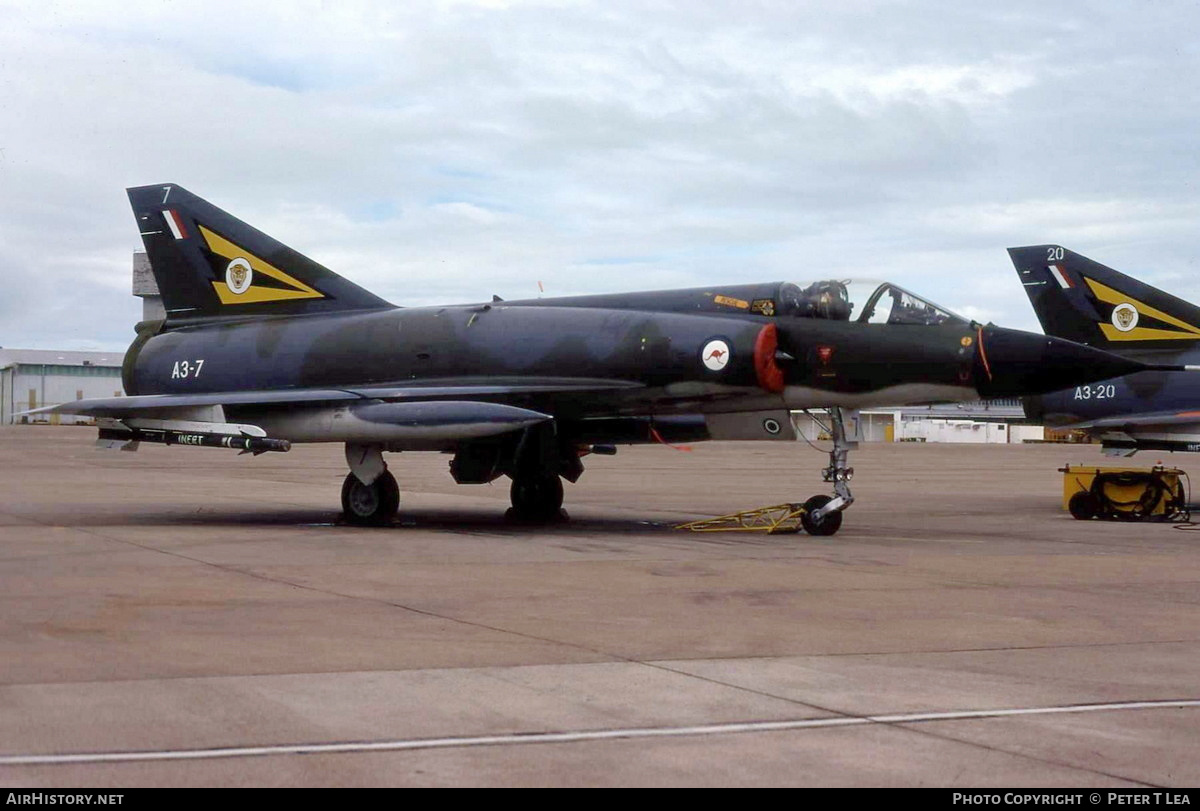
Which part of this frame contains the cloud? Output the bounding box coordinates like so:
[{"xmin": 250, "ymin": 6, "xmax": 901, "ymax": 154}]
[{"xmin": 1, "ymin": 1, "xmax": 1199, "ymax": 348}]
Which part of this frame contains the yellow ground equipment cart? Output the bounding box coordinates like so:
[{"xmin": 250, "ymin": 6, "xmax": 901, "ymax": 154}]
[{"xmin": 1060, "ymin": 464, "xmax": 1189, "ymax": 522}]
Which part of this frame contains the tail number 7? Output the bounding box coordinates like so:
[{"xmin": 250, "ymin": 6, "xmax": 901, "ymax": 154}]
[{"xmin": 171, "ymin": 359, "xmax": 205, "ymax": 380}]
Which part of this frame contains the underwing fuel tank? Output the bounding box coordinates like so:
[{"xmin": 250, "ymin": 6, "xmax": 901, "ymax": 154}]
[{"xmin": 243, "ymin": 400, "xmax": 552, "ymax": 445}]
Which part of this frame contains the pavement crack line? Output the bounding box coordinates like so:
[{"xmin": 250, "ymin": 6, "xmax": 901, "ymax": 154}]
[
  {"xmin": 20, "ymin": 521, "xmax": 1191, "ymax": 784},
  {"xmin": 630, "ymin": 662, "xmax": 1167, "ymax": 787},
  {"xmin": 0, "ymin": 699, "xmax": 1196, "ymax": 771}
]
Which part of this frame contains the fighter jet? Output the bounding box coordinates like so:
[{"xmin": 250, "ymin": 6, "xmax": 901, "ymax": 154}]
[
  {"xmin": 1010, "ymin": 245, "xmax": 1200, "ymax": 456},
  {"xmin": 30, "ymin": 187, "xmax": 1164, "ymax": 534}
]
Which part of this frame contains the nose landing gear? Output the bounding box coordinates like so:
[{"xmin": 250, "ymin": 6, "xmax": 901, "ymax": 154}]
[
  {"xmin": 800, "ymin": 407, "xmax": 858, "ymax": 536},
  {"xmin": 676, "ymin": 408, "xmax": 860, "ymax": 537}
]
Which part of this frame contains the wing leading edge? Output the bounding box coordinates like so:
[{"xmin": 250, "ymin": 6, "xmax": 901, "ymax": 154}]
[{"xmin": 25, "ymin": 377, "xmax": 646, "ymax": 418}]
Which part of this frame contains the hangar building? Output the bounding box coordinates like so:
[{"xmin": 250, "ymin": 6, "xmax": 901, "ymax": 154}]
[{"xmin": 0, "ymin": 348, "xmax": 125, "ymax": 425}]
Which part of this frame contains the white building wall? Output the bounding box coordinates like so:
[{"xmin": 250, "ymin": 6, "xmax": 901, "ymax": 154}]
[
  {"xmin": 860, "ymin": 411, "xmax": 893, "ymax": 443},
  {"xmin": 791, "ymin": 409, "xmax": 896, "ymax": 443},
  {"xmin": 1008, "ymin": 424, "xmax": 1045, "ymax": 443},
  {"xmin": 0, "ymin": 368, "xmax": 10, "ymax": 425},
  {"xmin": 897, "ymin": 419, "xmax": 1011, "ymax": 444}
]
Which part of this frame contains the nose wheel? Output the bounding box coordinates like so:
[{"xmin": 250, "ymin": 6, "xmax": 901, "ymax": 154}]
[{"xmin": 800, "ymin": 494, "xmax": 842, "ymax": 535}]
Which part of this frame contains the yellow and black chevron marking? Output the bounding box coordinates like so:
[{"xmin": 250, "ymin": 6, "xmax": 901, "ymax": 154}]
[
  {"xmin": 1085, "ymin": 277, "xmax": 1200, "ymax": 342},
  {"xmin": 199, "ymin": 225, "xmax": 325, "ymax": 305}
]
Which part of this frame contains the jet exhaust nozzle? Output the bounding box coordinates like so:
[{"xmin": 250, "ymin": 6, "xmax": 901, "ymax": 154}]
[{"xmin": 973, "ymin": 325, "xmax": 1146, "ymax": 399}]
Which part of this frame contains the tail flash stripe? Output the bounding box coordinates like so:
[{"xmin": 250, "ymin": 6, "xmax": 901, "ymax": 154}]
[
  {"xmin": 162, "ymin": 210, "xmax": 186, "ymax": 240},
  {"xmin": 1049, "ymin": 264, "xmax": 1072, "ymax": 289}
]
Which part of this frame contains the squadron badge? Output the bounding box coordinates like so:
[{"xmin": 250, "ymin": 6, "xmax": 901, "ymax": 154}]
[
  {"xmin": 226, "ymin": 258, "xmax": 253, "ymax": 295},
  {"xmin": 1111, "ymin": 302, "xmax": 1139, "ymax": 332}
]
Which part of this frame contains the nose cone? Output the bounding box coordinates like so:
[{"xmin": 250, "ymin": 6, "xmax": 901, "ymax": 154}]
[{"xmin": 974, "ymin": 325, "xmax": 1144, "ymax": 399}]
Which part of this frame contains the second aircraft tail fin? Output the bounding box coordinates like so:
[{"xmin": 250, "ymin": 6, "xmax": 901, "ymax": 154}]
[{"xmin": 1008, "ymin": 245, "xmax": 1200, "ymax": 353}]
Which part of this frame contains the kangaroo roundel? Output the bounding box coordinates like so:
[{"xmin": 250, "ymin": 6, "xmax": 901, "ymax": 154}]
[{"xmin": 701, "ymin": 338, "xmax": 731, "ymax": 371}]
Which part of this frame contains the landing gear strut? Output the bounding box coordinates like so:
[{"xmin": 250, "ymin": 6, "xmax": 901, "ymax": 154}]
[
  {"xmin": 801, "ymin": 407, "xmax": 858, "ymax": 536},
  {"xmin": 503, "ymin": 422, "xmax": 571, "ymax": 522}
]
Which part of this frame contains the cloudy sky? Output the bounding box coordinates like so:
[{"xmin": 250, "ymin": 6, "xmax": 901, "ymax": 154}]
[{"xmin": 2, "ymin": 0, "xmax": 1198, "ymax": 350}]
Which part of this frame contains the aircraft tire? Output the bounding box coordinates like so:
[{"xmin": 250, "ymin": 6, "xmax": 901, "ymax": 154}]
[
  {"xmin": 800, "ymin": 494, "xmax": 842, "ymax": 536},
  {"xmin": 510, "ymin": 472, "xmax": 564, "ymax": 522},
  {"xmin": 1067, "ymin": 491, "xmax": 1100, "ymax": 521},
  {"xmin": 341, "ymin": 470, "xmax": 400, "ymax": 526}
]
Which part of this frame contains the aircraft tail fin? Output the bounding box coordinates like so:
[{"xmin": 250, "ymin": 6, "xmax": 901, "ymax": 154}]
[
  {"xmin": 129, "ymin": 184, "xmax": 392, "ymax": 326},
  {"xmin": 1008, "ymin": 245, "xmax": 1200, "ymax": 353}
]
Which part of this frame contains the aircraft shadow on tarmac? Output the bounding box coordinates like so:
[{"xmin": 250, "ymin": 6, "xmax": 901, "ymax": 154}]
[{"xmin": 67, "ymin": 506, "xmax": 689, "ymax": 536}]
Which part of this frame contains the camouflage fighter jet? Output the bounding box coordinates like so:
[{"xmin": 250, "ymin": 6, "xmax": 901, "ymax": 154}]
[{"xmin": 31, "ymin": 186, "xmax": 1169, "ymax": 534}]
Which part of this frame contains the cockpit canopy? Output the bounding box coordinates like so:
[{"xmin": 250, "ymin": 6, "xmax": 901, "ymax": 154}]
[
  {"xmin": 778, "ymin": 280, "xmax": 968, "ymax": 326},
  {"xmin": 515, "ymin": 279, "xmax": 969, "ymax": 326}
]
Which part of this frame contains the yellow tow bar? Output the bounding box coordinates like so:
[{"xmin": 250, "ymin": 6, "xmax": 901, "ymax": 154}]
[{"xmin": 676, "ymin": 503, "xmax": 807, "ymax": 534}]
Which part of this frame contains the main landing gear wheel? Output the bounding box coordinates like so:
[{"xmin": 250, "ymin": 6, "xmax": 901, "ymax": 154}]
[
  {"xmin": 341, "ymin": 470, "xmax": 400, "ymax": 526},
  {"xmin": 801, "ymin": 494, "xmax": 843, "ymax": 536},
  {"xmin": 510, "ymin": 472, "xmax": 564, "ymax": 522}
]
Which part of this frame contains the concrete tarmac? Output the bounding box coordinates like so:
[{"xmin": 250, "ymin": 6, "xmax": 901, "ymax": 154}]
[{"xmin": 1, "ymin": 425, "xmax": 1198, "ymax": 787}]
